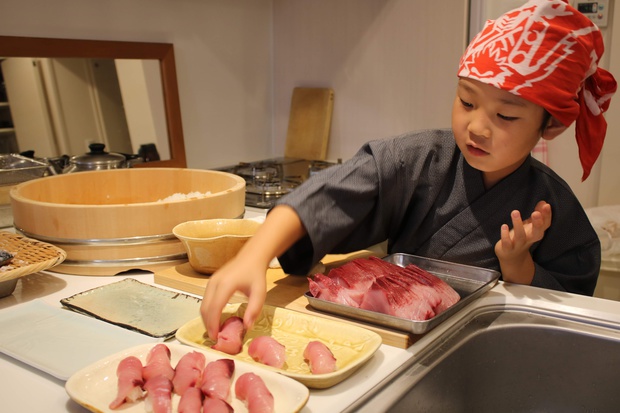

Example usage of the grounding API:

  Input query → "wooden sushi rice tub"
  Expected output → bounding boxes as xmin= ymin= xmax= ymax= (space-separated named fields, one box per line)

xmin=9 ymin=168 xmax=245 ymax=275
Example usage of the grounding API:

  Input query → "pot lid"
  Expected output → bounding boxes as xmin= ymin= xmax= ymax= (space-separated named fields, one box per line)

xmin=70 ymin=143 xmax=126 ymax=166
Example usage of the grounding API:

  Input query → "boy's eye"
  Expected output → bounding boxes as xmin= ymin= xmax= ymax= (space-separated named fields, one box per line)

xmin=459 ymin=98 xmax=473 ymax=108
xmin=497 ymin=113 xmax=518 ymax=121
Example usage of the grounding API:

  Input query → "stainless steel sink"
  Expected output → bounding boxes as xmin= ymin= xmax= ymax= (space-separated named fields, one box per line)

xmin=345 ymin=305 xmax=620 ymax=412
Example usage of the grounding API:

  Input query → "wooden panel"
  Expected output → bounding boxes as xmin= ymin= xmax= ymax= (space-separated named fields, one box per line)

xmin=154 ymin=253 xmax=419 ymax=349
xmin=284 ymin=87 xmax=334 ymax=160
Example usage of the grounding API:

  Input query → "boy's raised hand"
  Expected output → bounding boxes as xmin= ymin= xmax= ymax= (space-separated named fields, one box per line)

xmin=494 ymin=201 xmax=552 ymax=284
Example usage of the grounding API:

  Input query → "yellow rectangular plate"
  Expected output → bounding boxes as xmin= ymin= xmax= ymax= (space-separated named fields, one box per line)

xmin=65 ymin=342 xmax=309 ymax=413
xmin=176 ymin=303 xmax=382 ymax=389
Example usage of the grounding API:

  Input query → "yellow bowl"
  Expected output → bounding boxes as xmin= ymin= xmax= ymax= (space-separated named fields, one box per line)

xmin=173 ymin=219 xmax=260 ymax=274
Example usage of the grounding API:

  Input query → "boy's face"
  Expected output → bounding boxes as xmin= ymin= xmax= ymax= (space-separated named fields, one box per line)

xmin=452 ymin=77 xmax=547 ymax=188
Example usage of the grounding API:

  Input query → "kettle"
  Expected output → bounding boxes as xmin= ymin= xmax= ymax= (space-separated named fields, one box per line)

xmin=62 ymin=143 xmax=128 ymax=174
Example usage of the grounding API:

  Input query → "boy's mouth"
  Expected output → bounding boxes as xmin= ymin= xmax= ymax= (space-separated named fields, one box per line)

xmin=467 ymin=144 xmax=488 ymax=156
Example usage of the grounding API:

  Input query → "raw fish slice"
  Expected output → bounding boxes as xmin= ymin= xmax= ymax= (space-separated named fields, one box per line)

xmin=358 ymin=284 xmax=394 ymax=315
xmin=317 ymin=259 xmax=378 ymax=305
xmin=303 ymin=341 xmax=337 ymax=374
xmin=212 ymin=316 xmax=245 ymax=355
xmin=403 ymin=264 xmax=460 ymax=312
xmin=395 ymin=265 xmax=458 ymax=315
xmin=200 ymin=358 xmax=235 ymax=401
xmin=248 ymin=336 xmax=286 ymax=369
xmin=308 ymin=273 xmax=359 ymax=307
xmin=330 ymin=259 xmax=376 ymax=292
xmin=203 ymin=395 xmax=234 ymax=413
xmin=143 ymin=343 xmax=175 ymax=382
xmin=178 ymin=387 xmax=203 ymax=413
xmin=173 ymin=351 xmax=206 ymax=395
xmin=384 ymin=271 xmax=442 ymax=311
xmin=235 ymin=372 xmax=274 ymax=413
xmin=361 ymin=276 xmax=436 ymax=320
xmin=109 ymin=356 xmax=144 ymax=409
xmin=143 ymin=374 xmax=173 ymax=413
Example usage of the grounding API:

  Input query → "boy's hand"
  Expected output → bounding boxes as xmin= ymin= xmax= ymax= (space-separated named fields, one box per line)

xmin=494 ymin=201 xmax=552 ymax=284
xmin=200 ymin=257 xmax=267 ymax=341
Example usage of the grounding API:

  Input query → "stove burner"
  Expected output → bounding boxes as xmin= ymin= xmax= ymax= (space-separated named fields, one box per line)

xmin=215 ymin=157 xmax=337 ymax=208
xmin=235 ymin=163 xmax=280 ymax=181
xmin=232 ymin=161 xmax=303 ymax=196
xmin=246 ymin=182 xmax=291 ymax=196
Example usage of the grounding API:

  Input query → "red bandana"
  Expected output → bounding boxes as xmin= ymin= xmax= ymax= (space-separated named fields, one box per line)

xmin=458 ymin=0 xmax=617 ymax=181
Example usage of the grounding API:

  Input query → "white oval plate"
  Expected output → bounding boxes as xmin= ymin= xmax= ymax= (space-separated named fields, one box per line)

xmin=65 ymin=342 xmax=309 ymax=413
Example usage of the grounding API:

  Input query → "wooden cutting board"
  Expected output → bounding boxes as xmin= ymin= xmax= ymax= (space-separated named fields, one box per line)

xmin=284 ymin=87 xmax=334 ymax=161
xmin=154 ymin=253 xmax=419 ymax=349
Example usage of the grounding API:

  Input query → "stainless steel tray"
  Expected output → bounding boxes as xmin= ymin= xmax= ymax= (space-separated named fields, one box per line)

xmin=304 ymin=253 xmax=500 ymax=335
xmin=0 ymin=154 xmax=48 ymax=185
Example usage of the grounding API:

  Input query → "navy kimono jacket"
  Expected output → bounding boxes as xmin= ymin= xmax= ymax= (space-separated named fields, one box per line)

xmin=276 ymin=129 xmax=600 ymax=296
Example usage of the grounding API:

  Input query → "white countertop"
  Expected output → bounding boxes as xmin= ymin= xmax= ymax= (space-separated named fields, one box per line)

xmin=3 ymin=268 xmax=620 ymax=413
xmin=0 ymin=269 xmax=413 ymax=413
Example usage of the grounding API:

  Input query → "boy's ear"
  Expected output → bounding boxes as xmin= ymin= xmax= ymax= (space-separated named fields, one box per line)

xmin=541 ymin=116 xmax=568 ymax=141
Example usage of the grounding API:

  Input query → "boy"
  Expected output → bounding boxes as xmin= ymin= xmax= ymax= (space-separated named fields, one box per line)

xmin=201 ymin=0 xmax=617 ymax=339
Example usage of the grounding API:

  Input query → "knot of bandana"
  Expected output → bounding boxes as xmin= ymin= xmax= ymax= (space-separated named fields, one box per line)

xmin=458 ymin=0 xmax=617 ymax=181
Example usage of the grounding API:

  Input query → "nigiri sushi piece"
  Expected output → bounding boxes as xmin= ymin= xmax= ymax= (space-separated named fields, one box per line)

xmin=143 ymin=344 xmax=175 ymax=382
xmin=143 ymin=374 xmax=173 ymax=413
xmin=303 ymin=341 xmax=337 ymax=374
xmin=248 ymin=336 xmax=286 ymax=369
xmin=202 ymin=395 xmax=234 ymax=413
xmin=178 ymin=386 xmax=203 ymax=413
xmin=212 ymin=316 xmax=245 ymax=355
xmin=235 ymin=372 xmax=274 ymax=413
xmin=200 ymin=358 xmax=235 ymax=401
xmin=109 ymin=356 xmax=144 ymax=409
xmin=173 ymin=351 xmax=206 ymax=395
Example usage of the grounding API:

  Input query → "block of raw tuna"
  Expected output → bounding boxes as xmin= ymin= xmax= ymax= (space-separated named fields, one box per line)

xmin=308 ymin=256 xmax=460 ymax=321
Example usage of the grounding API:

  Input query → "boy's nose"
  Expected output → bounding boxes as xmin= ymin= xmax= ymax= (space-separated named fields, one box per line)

xmin=467 ymin=113 xmax=491 ymax=138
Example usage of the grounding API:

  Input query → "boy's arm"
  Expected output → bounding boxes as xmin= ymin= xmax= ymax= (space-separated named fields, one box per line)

xmin=200 ymin=205 xmax=306 ymax=340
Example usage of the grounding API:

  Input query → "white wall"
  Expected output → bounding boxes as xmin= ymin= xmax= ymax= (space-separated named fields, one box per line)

xmin=0 ymin=0 xmax=467 ymax=168
xmin=599 ymin=0 xmax=620 ymax=206
xmin=2 ymin=0 xmax=615 ymax=208
xmin=0 ymin=0 xmax=274 ymax=169
xmin=273 ymin=0 xmax=468 ymax=160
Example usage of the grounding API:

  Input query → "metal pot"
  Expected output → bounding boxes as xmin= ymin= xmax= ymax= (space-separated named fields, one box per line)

xmin=62 ymin=143 xmax=128 ymax=174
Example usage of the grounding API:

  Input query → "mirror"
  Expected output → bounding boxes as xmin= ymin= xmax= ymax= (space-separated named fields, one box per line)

xmin=0 ymin=36 xmax=186 ymax=168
